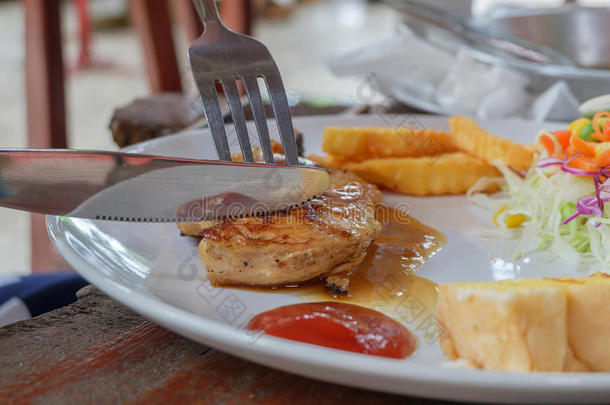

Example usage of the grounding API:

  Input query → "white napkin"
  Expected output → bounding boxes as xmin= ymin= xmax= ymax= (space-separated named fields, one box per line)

xmin=327 ymin=34 xmax=453 ymax=101
xmin=471 ymin=0 xmax=564 ymax=17
xmin=436 ymin=49 xmax=530 ymax=119
xmin=327 ymin=31 xmax=582 ymax=122
xmin=528 ymin=81 xmax=581 ymax=122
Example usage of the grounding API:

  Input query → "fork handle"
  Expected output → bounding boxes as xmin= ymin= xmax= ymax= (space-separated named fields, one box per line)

xmin=192 ymin=0 xmax=222 ymax=23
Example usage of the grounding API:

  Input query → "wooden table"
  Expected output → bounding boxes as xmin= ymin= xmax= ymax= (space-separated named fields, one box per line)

xmin=0 ymin=286 xmax=452 ymax=404
xmin=3 ymin=99 xmax=452 ymax=403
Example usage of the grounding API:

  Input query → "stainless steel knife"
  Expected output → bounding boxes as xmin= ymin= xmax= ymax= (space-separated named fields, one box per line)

xmin=0 ymin=149 xmax=330 ymax=222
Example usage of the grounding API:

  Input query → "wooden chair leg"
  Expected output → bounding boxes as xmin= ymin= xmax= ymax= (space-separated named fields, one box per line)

xmin=23 ymin=0 xmax=70 ymax=272
xmin=220 ymin=0 xmax=252 ymax=35
xmin=172 ymin=0 xmax=203 ymax=42
xmin=72 ymin=0 xmax=93 ymax=70
xmin=129 ymin=0 xmax=183 ymax=93
xmin=24 ymin=0 xmax=67 ymax=149
xmin=172 ymin=0 xmax=252 ymax=39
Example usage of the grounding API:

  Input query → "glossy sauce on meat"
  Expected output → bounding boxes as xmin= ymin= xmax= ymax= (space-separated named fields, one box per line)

xmin=235 ymin=207 xmax=446 ymax=313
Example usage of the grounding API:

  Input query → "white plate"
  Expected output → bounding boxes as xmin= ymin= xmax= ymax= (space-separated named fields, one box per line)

xmin=48 ymin=115 xmax=610 ymax=404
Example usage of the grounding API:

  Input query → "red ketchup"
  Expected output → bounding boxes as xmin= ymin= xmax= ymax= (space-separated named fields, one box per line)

xmin=247 ymin=302 xmax=416 ymax=359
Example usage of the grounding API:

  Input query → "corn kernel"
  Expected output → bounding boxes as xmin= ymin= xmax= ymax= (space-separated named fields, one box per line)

xmin=504 ymin=213 xmax=527 ymax=228
xmin=493 ymin=205 xmax=509 ymax=227
xmin=569 ymin=118 xmax=589 ymax=137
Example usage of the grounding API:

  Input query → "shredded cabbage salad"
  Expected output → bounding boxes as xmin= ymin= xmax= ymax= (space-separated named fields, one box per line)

xmin=469 ymin=109 xmax=610 ymax=267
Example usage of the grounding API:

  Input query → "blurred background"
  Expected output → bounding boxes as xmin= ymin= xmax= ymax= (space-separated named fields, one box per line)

xmin=1 ymin=0 xmax=609 ymax=275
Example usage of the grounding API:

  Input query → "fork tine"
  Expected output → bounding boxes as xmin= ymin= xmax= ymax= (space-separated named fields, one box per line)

xmin=198 ymin=81 xmax=232 ymax=161
xmin=262 ymin=73 xmax=299 ymax=165
xmin=222 ymin=78 xmax=254 ymax=162
xmin=242 ymin=76 xmax=274 ymax=164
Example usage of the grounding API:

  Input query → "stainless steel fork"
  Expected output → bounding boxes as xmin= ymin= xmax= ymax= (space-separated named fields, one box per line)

xmin=189 ymin=0 xmax=299 ymax=165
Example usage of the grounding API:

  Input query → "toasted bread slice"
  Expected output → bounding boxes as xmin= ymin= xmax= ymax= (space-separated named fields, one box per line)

xmin=437 ymin=273 xmax=610 ymax=372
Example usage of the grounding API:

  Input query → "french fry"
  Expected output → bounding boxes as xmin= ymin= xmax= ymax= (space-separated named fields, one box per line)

xmin=449 ymin=116 xmax=533 ymax=171
xmin=322 ymin=127 xmax=457 ymax=162
xmin=344 ymin=153 xmax=501 ymax=196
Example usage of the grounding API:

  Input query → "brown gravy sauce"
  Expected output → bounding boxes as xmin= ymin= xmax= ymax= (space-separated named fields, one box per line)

xmin=233 ymin=207 xmax=446 ymax=314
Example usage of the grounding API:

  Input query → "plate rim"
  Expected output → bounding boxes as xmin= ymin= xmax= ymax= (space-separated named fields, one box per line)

xmin=47 ymin=114 xmax=610 ymax=403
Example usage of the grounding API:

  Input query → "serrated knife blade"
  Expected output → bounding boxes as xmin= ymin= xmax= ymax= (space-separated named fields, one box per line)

xmin=0 ymin=149 xmax=330 ymax=222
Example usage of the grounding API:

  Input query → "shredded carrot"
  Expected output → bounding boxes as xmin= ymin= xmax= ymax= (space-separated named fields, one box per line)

xmin=539 ymin=131 xmax=571 ymax=155
xmin=553 ymin=130 xmax=572 ymax=150
xmin=567 ymin=134 xmax=597 ymax=157
xmin=593 ymin=132 xmax=610 ymax=143
xmin=568 ymin=155 xmax=599 ymax=172
xmin=539 ymin=133 xmax=557 ymax=155
xmin=605 ymin=121 xmax=610 ymax=140
xmin=591 ymin=111 xmax=610 ymax=142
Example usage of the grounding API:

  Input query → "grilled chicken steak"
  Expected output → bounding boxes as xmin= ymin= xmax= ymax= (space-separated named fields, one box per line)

xmin=178 ymin=169 xmax=382 ymax=291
